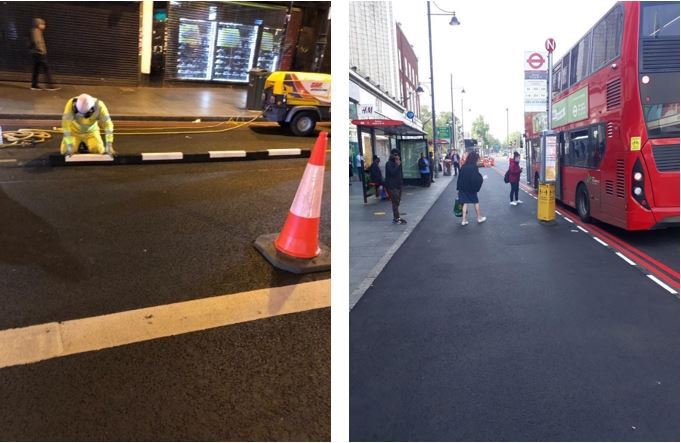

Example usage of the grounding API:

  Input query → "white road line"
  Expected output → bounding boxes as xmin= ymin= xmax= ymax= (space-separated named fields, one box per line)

xmin=268 ymin=149 xmax=301 ymax=156
xmin=563 ymin=217 xmax=573 ymax=223
xmin=593 ymin=237 xmax=608 ymax=247
xmin=646 ymin=275 xmax=679 ymax=295
xmin=0 ymin=279 xmax=330 ymax=369
xmin=577 ymin=226 xmax=588 ymax=233
xmin=0 ymin=159 xmax=17 ymax=163
xmin=142 ymin=152 xmax=183 ymax=161
xmin=209 ymin=150 xmax=247 ymax=158
xmin=65 ymin=154 xmax=114 ymax=162
xmin=616 ymin=252 xmax=636 ymax=265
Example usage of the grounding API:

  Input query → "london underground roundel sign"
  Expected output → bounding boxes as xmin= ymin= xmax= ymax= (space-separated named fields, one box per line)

xmin=526 ymin=52 xmax=545 ymax=69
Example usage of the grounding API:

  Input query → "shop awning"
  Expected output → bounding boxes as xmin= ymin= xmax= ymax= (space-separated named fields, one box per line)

xmin=351 ymin=119 xmax=426 ymax=137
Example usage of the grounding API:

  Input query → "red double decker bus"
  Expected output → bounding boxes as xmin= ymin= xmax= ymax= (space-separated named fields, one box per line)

xmin=528 ymin=1 xmax=679 ymax=230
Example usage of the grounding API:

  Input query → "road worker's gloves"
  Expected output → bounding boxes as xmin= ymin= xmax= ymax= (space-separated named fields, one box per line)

xmin=65 ymin=144 xmax=73 ymax=156
xmin=106 ymin=143 xmax=115 ymax=156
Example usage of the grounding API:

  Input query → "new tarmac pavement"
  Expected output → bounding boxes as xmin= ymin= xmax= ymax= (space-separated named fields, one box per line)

xmin=350 ymin=162 xmax=679 ymax=441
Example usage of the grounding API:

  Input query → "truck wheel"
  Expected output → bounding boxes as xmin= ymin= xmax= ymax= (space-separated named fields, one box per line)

xmin=290 ymin=112 xmax=317 ymax=136
xmin=577 ymin=184 xmax=592 ymax=223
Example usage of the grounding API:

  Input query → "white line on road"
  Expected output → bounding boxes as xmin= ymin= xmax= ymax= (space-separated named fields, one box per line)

xmin=593 ymin=237 xmax=609 ymax=247
xmin=268 ymin=149 xmax=301 ymax=156
xmin=0 ymin=279 xmax=330 ymax=369
xmin=646 ymin=275 xmax=679 ymax=295
xmin=0 ymin=159 xmax=17 ymax=163
xmin=563 ymin=217 xmax=573 ymax=223
xmin=577 ymin=226 xmax=588 ymax=233
xmin=616 ymin=252 xmax=636 ymax=265
xmin=142 ymin=152 xmax=183 ymax=161
xmin=209 ymin=150 xmax=247 ymax=158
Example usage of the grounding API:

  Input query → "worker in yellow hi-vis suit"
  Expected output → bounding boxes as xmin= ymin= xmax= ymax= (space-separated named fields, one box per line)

xmin=60 ymin=93 xmax=115 ymax=156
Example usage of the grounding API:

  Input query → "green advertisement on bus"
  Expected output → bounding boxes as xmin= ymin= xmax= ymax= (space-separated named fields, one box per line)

xmin=552 ymin=86 xmax=589 ymax=127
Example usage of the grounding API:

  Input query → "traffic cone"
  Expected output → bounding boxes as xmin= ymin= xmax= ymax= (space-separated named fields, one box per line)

xmin=254 ymin=132 xmax=330 ymax=274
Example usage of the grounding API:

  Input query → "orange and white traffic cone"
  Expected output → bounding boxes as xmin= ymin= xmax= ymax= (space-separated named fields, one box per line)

xmin=254 ymin=132 xmax=330 ymax=273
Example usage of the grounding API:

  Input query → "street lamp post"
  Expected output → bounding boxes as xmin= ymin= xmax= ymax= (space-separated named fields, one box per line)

xmin=460 ymin=88 xmax=465 ymax=149
xmin=426 ymin=1 xmax=460 ymax=178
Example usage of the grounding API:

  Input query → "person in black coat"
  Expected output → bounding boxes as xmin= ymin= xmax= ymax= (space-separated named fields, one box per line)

xmin=456 ymin=151 xmax=486 ymax=225
xmin=368 ymin=155 xmax=384 ymax=198
xmin=385 ymin=149 xmax=406 ymax=224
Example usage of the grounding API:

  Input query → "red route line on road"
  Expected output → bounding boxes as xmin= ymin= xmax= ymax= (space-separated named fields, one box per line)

xmin=491 ymin=164 xmax=680 ymax=289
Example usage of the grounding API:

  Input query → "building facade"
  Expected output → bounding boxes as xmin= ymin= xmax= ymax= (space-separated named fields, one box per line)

xmin=348 ymin=1 xmax=400 ymax=101
xmin=395 ymin=23 xmax=420 ymax=119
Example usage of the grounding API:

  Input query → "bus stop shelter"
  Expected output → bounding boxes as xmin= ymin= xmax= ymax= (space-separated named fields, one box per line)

xmin=351 ymin=118 xmax=427 ymax=203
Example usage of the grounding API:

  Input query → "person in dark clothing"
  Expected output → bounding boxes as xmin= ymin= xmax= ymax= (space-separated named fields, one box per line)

xmin=508 ymin=151 xmax=524 ymax=205
xmin=417 ymin=152 xmax=430 ymax=187
xmin=456 ymin=151 xmax=486 ymax=225
xmin=30 ymin=18 xmax=59 ymax=91
xmin=368 ymin=155 xmax=384 ymax=198
xmin=385 ymin=149 xmax=406 ymax=224
xmin=452 ymin=151 xmax=461 ymax=176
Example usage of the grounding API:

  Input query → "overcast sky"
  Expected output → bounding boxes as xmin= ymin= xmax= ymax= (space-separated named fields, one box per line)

xmin=392 ymin=0 xmax=617 ymax=142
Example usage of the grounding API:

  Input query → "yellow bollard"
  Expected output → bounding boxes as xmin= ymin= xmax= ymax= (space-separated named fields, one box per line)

xmin=537 ymin=183 xmax=556 ymax=222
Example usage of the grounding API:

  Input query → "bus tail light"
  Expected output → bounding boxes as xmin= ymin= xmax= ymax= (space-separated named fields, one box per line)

xmin=632 ymin=159 xmax=650 ymax=209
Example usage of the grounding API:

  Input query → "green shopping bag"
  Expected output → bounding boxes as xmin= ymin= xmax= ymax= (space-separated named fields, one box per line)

xmin=453 ymin=199 xmax=463 ymax=217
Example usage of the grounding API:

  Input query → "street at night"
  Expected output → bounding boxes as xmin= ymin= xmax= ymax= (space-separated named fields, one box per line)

xmin=0 ymin=124 xmax=331 ymax=440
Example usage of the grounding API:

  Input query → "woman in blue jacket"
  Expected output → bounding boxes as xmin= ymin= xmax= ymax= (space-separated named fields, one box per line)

xmin=456 ymin=151 xmax=486 ymax=226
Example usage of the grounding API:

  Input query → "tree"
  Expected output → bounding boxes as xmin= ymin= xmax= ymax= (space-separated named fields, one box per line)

xmin=420 ymin=107 xmax=457 ymax=142
xmin=504 ymin=131 xmax=523 ymax=149
xmin=471 ymin=115 xmax=491 ymax=148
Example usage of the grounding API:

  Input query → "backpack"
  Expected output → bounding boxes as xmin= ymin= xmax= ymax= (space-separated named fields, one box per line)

xmin=504 ymin=169 xmax=510 ymax=183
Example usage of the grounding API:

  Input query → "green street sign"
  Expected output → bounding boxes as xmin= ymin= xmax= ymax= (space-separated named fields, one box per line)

xmin=436 ymin=126 xmax=451 ymax=140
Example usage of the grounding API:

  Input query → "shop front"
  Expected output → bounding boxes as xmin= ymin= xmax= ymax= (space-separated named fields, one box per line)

xmin=163 ymin=1 xmax=300 ymax=84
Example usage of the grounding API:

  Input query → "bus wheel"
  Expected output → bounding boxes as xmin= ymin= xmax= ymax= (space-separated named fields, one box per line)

xmin=577 ymin=184 xmax=592 ymax=223
xmin=290 ymin=112 xmax=317 ymax=136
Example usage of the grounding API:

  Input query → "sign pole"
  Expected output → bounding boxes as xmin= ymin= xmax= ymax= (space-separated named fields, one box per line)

xmin=539 ymin=38 xmax=557 ymax=224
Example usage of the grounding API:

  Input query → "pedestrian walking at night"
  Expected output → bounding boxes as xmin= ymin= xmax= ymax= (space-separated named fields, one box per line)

xmin=507 ymin=151 xmax=523 ymax=205
xmin=456 ymin=151 xmax=486 ymax=225
xmin=368 ymin=155 xmax=384 ymax=198
xmin=452 ymin=150 xmax=460 ymax=176
xmin=29 ymin=18 xmax=59 ymax=91
xmin=418 ymin=152 xmax=430 ymax=187
xmin=385 ymin=149 xmax=406 ymax=224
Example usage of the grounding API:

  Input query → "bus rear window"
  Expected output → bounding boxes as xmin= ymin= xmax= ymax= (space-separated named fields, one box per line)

xmin=641 ymin=3 xmax=680 ymax=38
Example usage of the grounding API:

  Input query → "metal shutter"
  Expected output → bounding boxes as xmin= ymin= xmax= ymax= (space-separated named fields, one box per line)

xmin=0 ymin=1 xmax=140 ymax=85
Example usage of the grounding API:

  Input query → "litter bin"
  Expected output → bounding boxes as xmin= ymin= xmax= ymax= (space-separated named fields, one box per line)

xmin=247 ymin=68 xmax=270 ymax=111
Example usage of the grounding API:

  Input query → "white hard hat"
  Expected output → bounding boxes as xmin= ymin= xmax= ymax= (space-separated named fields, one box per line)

xmin=75 ymin=94 xmax=96 ymax=114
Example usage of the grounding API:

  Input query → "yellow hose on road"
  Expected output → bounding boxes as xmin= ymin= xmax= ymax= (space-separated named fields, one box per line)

xmin=0 ymin=114 xmax=262 ymax=148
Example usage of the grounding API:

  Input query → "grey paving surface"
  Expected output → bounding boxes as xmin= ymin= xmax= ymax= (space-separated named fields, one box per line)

xmin=350 ymin=162 xmax=679 ymax=441
xmin=349 ymin=172 xmax=456 ymax=309
xmin=0 ymin=81 xmax=260 ymax=119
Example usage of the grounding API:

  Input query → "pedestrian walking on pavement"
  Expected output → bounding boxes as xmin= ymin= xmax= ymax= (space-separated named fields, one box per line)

xmin=29 ymin=18 xmax=59 ymax=91
xmin=452 ymin=151 xmax=461 ymax=176
xmin=429 ymin=152 xmax=436 ymax=183
xmin=508 ymin=151 xmax=524 ymax=206
xmin=368 ymin=155 xmax=384 ymax=199
xmin=456 ymin=151 xmax=486 ymax=225
xmin=356 ymin=152 xmax=364 ymax=182
xmin=385 ymin=149 xmax=406 ymax=224
xmin=418 ymin=152 xmax=430 ymax=187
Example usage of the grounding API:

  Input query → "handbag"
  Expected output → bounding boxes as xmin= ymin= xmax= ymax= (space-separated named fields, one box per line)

xmin=504 ymin=169 xmax=510 ymax=183
xmin=453 ymin=198 xmax=463 ymax=217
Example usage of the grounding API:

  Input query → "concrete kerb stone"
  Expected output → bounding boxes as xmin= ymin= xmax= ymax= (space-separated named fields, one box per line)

xmin=48 ymin=149 xmax=311 ymax=166
xmin=349 ymin=176 xmax=454 ymax=311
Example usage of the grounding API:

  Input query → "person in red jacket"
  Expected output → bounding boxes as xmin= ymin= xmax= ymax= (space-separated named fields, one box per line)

xmin=508 ymin=151 xmax=523 ymax=206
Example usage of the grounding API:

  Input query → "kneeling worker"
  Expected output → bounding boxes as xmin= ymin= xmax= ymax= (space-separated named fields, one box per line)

xmin=60 ymin=93 xmax=115 ymax=156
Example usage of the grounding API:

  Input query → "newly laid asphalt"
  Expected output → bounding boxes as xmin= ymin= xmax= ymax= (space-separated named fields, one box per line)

xmin=0 ymin=151 xmax=331 ymax=439
xmin=350 ymin=161 xmax=679 ymax=441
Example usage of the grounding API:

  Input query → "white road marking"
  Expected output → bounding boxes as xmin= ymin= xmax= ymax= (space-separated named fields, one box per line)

xmin=563 ymin=217 xmax=573 ymax=223
xmin=268 ymin=149 xmax=301 ymax=156
xmin=593 ymin=237 xmax=608 ymax=247
xmin=616 ymin=252 xmax=636 ymax=265
xmin=65 ymin=154 xmax=114 ymax=162
xmin=555 ymin=211 xmax=562 ymax=216
xmin=577 ymin=226 xmax=588 ymax=233
xmin=0 ymin=159 xmax=17 ymax=163
xmin=646 ymin=275 xmax=678 ymax=295
xmin=142 ymin=152 xmax=183 ymax=161
xmin=209 ymin=150 xmax=246 ymax=158
xmin=0 ymin=280 xmax=330 ymax=369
